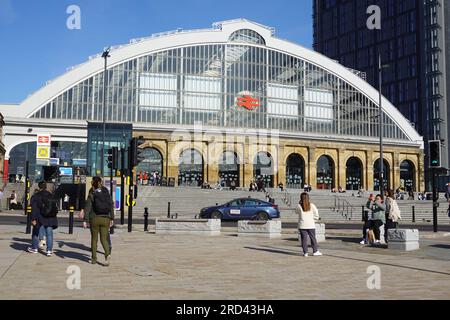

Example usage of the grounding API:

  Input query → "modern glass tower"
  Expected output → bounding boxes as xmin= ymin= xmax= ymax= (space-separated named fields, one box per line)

xmin=313 ymin=0 xmax=450 ymax=188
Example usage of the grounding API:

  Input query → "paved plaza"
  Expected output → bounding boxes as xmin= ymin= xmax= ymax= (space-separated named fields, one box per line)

xmin=0 ymin=223 xmax=449 ymax=300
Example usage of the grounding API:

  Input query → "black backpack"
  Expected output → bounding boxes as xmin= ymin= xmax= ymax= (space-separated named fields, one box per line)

xmin=40 ymin=193 xmax=59 ymax=218
xmin=92 ymin=188 xmax=112 ymax=216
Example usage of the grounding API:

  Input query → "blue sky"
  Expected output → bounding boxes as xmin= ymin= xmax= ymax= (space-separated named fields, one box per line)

xmin=0 ymin=0 xmax=313 ymax=103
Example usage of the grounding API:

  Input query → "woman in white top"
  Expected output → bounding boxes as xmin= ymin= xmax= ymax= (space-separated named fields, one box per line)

xmin=296 ymin=192 xmax=322 ymax=257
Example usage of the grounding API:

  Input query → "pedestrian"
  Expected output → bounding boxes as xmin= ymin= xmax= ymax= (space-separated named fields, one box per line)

xmin=9 ymin=190 xmax=18 ymax=210
xmin=445 ymin=182 xmax=450 ymax=202
xmin=384 ymin=189 xmax=401 ymax=243
xmin=63 ymin=194 xmax=70 ymax=211
xmin=296 ymin=192 xmax=322 ymax=257
xmin=83 ymin=177 xmax=114 ymax=265
xmin=359 ymin=194 xmax=373 ymax=244
xmin=230 ymin=180 xmax=236 ymax=191
xmin=27 ymin=181 xmax=59 ymax=256
xmin=365 ymin=194 xmax=386 ymax=245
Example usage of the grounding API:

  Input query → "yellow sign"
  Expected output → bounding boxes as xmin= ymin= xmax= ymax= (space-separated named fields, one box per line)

xmin=36 ymin=146 xmax=50 ymax=159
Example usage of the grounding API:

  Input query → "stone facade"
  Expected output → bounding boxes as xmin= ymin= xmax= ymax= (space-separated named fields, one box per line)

xmin=134 ymin=130 xmax=424 ymax=192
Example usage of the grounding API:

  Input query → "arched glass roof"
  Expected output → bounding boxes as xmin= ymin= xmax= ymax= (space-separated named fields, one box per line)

xmin=229 ymin=29 xmax=266 ymax=45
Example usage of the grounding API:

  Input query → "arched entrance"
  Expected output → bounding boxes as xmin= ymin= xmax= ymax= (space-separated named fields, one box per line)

xmin=373 ymin=159 xmax=390 ymax=191
xmin=346 ymin=157 xmax=363 ymax=191
xmin=218 ymin=151 xmax=240 ymax=187
xmin=286 ymin=153 xmax=305 ymax=189
xmin=136 ymin=148 xmax=163 ymax=185
xmin=178 ymin=149 xmax=204 ymax=187
xmin=400 ymin=160 xmax=416 ymax=192
xmin=317 ymin=155 xmax=334 ymax=190
xmin=253 ymin=152 xmax=274 ymax=188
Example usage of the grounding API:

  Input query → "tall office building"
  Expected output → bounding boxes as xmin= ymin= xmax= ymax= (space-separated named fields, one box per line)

xmin=313 ymin=0 xmax=450 ymax=188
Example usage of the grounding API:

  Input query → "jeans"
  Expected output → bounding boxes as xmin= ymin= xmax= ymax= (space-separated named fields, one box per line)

xmin=38 ymin=225 xmax=45 ymax=240
xmin=299 ymin=229 xmax=319 ymax=254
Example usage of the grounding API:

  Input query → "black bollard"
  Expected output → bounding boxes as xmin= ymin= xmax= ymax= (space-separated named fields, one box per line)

xmin=361 ymin=206 xmax=365 ymax=222
xmin=25 ymin=205 xmax=32 ymax=234
xmin=69 ymin=206 xmax=74 ymax=234
xmin=167 ymin=202 xmax=171 ymax=218
xmin=144 ymin=207 xmax=149 ymax=232
xmin=412 ymin=205 xmax=415 ymax=223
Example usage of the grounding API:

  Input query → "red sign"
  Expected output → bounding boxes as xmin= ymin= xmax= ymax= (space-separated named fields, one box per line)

xmin=37 ymin=135 xmax=51 ymax=146
xmin=237 ymin=95 xmax=260 ymax=111
xmin=38 ymin=136 xmax=50 ymax=144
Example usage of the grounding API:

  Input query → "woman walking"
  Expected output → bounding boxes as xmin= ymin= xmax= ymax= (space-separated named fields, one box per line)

xmin=83 ymin=177 xmax=114 ymax=265
xmin=296 ymin=192 xmax=322 ymax=257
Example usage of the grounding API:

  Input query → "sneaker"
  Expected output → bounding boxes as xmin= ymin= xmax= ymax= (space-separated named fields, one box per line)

xmin=359 ymin=239 xmax=367 ymax=245
xmin=89 ymin=259 xmax=97 ymax=264
xmin=313 ymin=251 xmax=323 ymax=256
xmin=303 ymin=253 xmax=308 ymax=257
xmin=105 ymin=255 xmax=111 ymax=266
xmin=374 ymin=240 xmax=381 ymax=245
xmin=46 ymin=251 xmax=53 ymax=257
xmin=27 ymin=247 xmax=38 ymax=254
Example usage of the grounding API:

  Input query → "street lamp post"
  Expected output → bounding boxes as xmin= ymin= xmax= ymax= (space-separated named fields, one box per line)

xmin=101 ymin=48 xmax=111 ymax=178
xmin=378 ymin=53 xmax=389 ymax=197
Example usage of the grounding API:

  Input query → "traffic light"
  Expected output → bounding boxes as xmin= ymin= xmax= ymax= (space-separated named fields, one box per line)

xmin=429 ymin=140 xmax=441 ymax=168
xmin=107 ymin=149 xmax=113 ymax=169
xmin=129 ymin=136 xmax=145 ymax=167
xmin=112 ymin=147 xmax=119 ymax=170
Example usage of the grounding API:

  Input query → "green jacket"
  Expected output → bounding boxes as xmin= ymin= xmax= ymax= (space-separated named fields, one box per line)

xmin=83 ymin=187 xmax=114 ymax=221
xmin=366 ymin=200 xmax=386 ymax=223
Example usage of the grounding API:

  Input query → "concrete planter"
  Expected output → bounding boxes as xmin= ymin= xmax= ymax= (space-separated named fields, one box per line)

xmin=155 ymin=218 xmax=221 ymax=236
xmin=387 ymin=229 xmax=420 ymax=251
xmin=237 ymin=220 xmax=282 ymax=239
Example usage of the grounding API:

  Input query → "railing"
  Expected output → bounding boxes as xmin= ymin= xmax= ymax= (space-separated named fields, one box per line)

xmin=333 ymin=196 xmax=354 ymax=220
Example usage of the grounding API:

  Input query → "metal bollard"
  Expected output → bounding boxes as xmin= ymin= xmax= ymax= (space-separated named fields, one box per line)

xmin=361 ymin=206 xmax=365 ymax=222
xmin=412 ymin=205 xmax=415 ymax=223
xmin=25 ymin=205 xmax=32 ymax=234
xmin=69 ymin=206 xmax=74 ymax=234
xmin=144 ymin=207 xmax=149 ymax=232
xmin=167 ymin=202 xmax=171 ymax=218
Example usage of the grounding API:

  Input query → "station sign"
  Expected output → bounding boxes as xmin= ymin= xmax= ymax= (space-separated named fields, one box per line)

xmin=37 ymin=134 xmax=51 ymax=146
xmin=36 ymin=146 xmax=50 ymax=159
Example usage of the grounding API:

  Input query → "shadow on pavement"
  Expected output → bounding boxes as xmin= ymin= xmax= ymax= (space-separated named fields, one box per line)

xmin=244 ymin=246 xmax=300 ymax=257
xmin=53 ymin=250 xmax=90 ymax=262
xmin=56 ymin=241 xmax=91 ymax=252
xmin=430 ymin=244 xmax=450 ymax=249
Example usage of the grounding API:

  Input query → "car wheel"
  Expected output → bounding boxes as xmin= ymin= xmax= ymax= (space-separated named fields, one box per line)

xmin=210 ymin=211 xmax=222 ymax=219
xmin=256 ymin=212 xmax=269 ymax=221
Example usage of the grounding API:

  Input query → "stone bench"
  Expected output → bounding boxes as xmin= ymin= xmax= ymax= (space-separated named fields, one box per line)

xmin=238 ymin=220 xmax=281 ymax=239
xmin=155 ymin=218 xmax=221 ymax=236
xmin=297 ymin=223 xmax=326 ymax=243
xmin=387 ymin=229 xmax=419 ymax=251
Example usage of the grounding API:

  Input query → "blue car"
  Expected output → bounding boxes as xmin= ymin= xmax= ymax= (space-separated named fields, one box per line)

xmin=199 ymin=198 xmax=280 ymax=221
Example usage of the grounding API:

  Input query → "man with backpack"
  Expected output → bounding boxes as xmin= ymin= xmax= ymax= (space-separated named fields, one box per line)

xmin=83 ymin=177 xmax=114 ymax=266
xmin=27 ymin=181 xmax=59 ymax=256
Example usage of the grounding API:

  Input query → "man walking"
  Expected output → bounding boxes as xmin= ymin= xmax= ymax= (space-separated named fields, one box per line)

xmin=27 ymin=181 xmax=59 ymax=256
